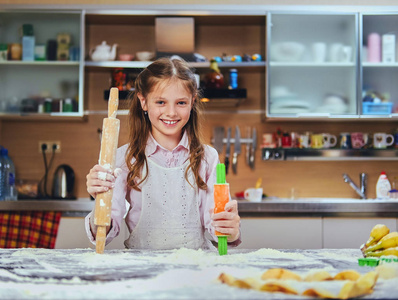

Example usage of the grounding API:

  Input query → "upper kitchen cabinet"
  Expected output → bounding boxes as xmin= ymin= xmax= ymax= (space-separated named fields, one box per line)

xmin=361 ymin=13 xmax=398 ymax=119
xmin=267 ymin=13 xmax=358 ymax=120
xmin=0 ymin=10 xmax=84 ymax=120
xmin=83 ymin=11 xmax=266 ymax=112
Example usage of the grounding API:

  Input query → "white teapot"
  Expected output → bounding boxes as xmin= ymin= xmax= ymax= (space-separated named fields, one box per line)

xmin=90 ymin=41 xmax=117 ymax=61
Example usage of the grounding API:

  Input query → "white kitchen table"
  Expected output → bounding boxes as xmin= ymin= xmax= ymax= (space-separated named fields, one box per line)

xmin=0 ymin=247 xmax=397 ymax=299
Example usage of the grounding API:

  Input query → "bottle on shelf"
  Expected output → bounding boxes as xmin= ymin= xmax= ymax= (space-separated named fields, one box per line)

xmin=204 ymin=59 xmax=224 ymax=89
xmin=1 ymin=147 xmax=18 ymax=201
xmin=376 ymin=171 xmax=391 ymax=200
xmin=228 ymin=68 xmax=238 ymax=89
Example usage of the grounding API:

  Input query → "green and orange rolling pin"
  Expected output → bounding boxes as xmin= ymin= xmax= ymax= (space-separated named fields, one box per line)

xmin=214 ymin=163 xmax=230 ymax=256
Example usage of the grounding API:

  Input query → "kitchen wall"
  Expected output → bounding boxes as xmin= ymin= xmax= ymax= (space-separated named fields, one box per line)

xmin=1 ymin=0 xmax=398 ymax=200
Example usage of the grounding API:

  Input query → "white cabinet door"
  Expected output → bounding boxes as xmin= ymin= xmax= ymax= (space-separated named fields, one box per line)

xmin=55 ymin=217 xmax=129 ymax=249
xmin=323 ymin=217 xmax=397 ymax=249
xmin=238 ymin=217 xmax=322 ymax=249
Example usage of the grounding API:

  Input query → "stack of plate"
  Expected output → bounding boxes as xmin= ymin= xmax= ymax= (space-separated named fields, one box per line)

xmin=270 ymin=86 xmax=311 ymax=113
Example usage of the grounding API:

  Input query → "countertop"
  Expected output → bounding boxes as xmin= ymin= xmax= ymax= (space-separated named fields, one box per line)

xmin=1 ymin=198 xmax=398 ymax=217
xmin=0 ymin=248 xmax=397 ymax=299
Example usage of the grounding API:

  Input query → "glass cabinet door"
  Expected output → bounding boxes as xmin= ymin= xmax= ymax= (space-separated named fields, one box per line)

xmin=0 ymin=11 xmax=83 ymax=118
xmin=267 ymin=13 xmax=358 ymax=119
xmin=361 ymin=13 xmax=398 ymax=119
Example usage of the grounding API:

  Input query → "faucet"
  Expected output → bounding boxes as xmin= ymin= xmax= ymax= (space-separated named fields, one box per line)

xmin=343 ymin=173 xmax=367 ymax=199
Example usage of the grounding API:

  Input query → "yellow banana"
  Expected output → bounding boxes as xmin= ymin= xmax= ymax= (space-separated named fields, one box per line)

xmin=366 ymin=247 xmax=398 ymax=257
xmin=361 ymin=224 xmax=390 ymax=253
xmin=366 ymin=224 xmax=390 ymax=247
xmin=365 ymin=232 xmax=398 ymax=253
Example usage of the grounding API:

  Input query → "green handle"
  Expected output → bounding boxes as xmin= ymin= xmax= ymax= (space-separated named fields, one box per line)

xmin=218 ymin=236 xmax=228 ymax=256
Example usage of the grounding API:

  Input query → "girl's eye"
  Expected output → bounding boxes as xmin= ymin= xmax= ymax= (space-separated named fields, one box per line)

xmin=178 ymin=101 xmax=188 ymax=106
xmin=155 ymin=100 xmax=165 ymax=105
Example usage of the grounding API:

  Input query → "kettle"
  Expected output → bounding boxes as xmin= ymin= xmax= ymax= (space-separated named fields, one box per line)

xmin=52 ymin=164 xmax=76 ymax=200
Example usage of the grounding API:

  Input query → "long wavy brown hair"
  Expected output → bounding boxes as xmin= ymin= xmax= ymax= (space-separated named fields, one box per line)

xmin=126 ymin=57 xmax=206 ymax=191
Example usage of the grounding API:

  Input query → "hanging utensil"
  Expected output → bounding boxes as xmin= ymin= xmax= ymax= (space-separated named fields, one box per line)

xmin=246 ymin=127 xmax=251 ymax=166
xmin=250 ymin=128 xmax=257 ymax=169
xmin=232 ymin=126 xmax=241 ymax=174
xmin=225 ymin=127 xmax=231 ymax=174
xmin=213 ymin=127 xmax=225 ymax=154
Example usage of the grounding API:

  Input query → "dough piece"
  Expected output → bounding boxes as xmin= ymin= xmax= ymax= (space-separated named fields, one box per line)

xmin=305 ymin=270 xmax=333 ymax=282
xmin=302 ymin=287 xmax=337 ymax=298
xmin=261 ymin=268 xmax=301 ymax=281
xmin=338 ymin=271 xmax=378 ymax=300
xmin=376 ymin=264 xmax=398 ymax=279
xmin=334 ymin=270 xmax=361 ymax=281
xmin=218 ymin=273 xmax=260 ymax=290
xmin=260 ymin=281 xmax=299 ymax=295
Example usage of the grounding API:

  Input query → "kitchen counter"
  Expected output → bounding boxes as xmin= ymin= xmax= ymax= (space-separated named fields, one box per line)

xmin=1 ymin=198 xmax=398 ymax=217
xmin=238 ymin=198 xmax=398 ymax=218
xmin=0 ymin=247 xmax=397 ymax=299
xmin=0 ymin=198 xmax=94 ymax=217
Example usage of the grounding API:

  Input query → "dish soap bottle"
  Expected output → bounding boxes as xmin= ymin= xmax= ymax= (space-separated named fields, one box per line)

xmin=376 ymin=171 xmax=391 ymax=199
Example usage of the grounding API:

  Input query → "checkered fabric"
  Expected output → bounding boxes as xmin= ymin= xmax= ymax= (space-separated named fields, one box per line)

xmin=0 ymin=211 xmax=61 ymax=248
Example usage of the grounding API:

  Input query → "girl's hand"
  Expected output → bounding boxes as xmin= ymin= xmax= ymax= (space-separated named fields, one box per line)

xmin=210 ymin=200 xmax=241 ymax=242
xmin=86 ymin=164 xmax=121 ymax=199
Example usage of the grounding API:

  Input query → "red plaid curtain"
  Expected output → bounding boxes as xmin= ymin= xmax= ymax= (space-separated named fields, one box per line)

xmin=0 ymin=211 xmax=61 ymax=248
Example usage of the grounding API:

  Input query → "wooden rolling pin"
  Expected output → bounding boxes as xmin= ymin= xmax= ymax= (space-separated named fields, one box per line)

xmin=94 ymin=87 xmax=120 ymax=254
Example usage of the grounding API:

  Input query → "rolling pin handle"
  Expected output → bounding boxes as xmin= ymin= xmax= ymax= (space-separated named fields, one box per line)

xmin=95 ymin=225 xmax=107 ymax=254
xmin=108 ymin=87 xmax=119 ymax=118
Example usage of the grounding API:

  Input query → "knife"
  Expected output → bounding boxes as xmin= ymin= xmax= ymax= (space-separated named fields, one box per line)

xmin=224 ymin=127 xmax=231 ymax=174
xmin=232 ymin=126 xmax=241 ymax=174
xmin=213 ymin=127 xmax=225 ymax=155
xmin=246 ymin=127 xmax=251 ymax=166
xmin=249 ymin=128 xmax=257 ymax=169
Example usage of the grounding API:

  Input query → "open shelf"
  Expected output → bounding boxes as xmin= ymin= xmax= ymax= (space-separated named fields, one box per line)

xmin=262 ymin=148 xmax=398 ymax=161
xmin=103 ymin=88 xmax=247 ymax=108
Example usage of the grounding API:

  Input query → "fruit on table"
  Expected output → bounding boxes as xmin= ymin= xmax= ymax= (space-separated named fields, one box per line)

xmin=366 ymin=246 xmax=398 ymax=257
xmin=360 ymin=224 xmax=390 ymax=253
xmin=364 ymin=232 xmax=398 ymax=254
xmin=360 ymin=224 xmax=398 ymax=258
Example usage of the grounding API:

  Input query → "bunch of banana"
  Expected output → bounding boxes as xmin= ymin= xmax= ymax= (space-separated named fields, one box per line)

xmin=360 ymin=224 xmax=390 ymax=253
xmin=361 ymin=224 xmax=398 ymax=257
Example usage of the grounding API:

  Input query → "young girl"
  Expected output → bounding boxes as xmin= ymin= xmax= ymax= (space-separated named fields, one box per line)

xmin=85 ymin=57 xmax=241 ymax=250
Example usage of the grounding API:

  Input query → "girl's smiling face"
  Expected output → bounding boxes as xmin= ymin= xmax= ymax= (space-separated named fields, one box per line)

xmin=139 ymin=79 xmax=194 ymax=151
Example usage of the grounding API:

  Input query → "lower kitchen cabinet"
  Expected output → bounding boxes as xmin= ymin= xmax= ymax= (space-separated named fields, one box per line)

xmin=55 ymin=217 xmax=129 ymax=250
xmin=322 ymin=217 xmax=397 ymax=249
xmin=237 ymin=217 xmax=323 ymax=249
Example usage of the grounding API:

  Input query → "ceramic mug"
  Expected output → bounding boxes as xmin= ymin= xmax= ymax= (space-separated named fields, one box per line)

xmin=351 ymin=132 xmax=366 ymax=149
xmin=373 ymin=132 xmax=394 ymax=148
xmin=244 ymin=188 xmax=263 ymax=202
xmin=341 ymin=46 xmax=353 ymax=62
xmin=299 ymin=134 xmax=310 ymax=148
xmin=290 ymin=132 xmax=299 ymax=148
xmin=262 ymin=133 xmax=275 ymax=148
xmin=322 ymin=133 xmax=337 ymax=148
xmin=311 ymin=134 xmax=324 ymax=149
xmin=329 ymin=43 xmax=343 ymax=62
xmin=340 ymin=132 xmax=351 ymax=149
xmin=312 ymin=42 xmax=327 ymax=63
xmin=281 ymin=134 xmax=292 ymax=148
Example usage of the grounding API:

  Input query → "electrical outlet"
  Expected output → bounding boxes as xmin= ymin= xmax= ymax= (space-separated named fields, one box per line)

xmin=38 ymin=141 xmax=61 ymax=153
